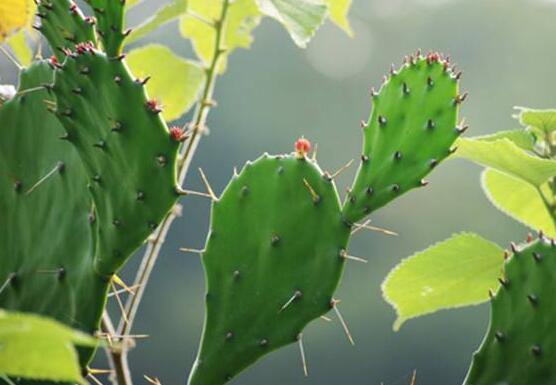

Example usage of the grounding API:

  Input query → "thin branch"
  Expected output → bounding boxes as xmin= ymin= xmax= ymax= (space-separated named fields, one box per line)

xmin=0 ymin=46 xmax=22 ymax=69
xmin=101 ymin=313 xmax=132 ymax=385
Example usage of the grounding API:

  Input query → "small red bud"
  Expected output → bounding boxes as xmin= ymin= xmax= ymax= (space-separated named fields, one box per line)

xmin=169 ymin=126 xmax=183 ymax=141
xmin=48 ymin=55 xmax=58 ymax=67
xmin=426 ymin=52 xmax=440 ymax=63
xmin=294 ymin=137 xmax=311 ymax=158
xmin=145 ymin=99 xmax=161 ymax=113
xmin=74 ymin=41 xmax=94 ymax=55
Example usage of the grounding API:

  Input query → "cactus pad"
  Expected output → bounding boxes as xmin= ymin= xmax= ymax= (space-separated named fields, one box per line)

xmin=52 ymin=47 xmax=179 ymax=275
xmin=188 ymin=153 xmax=351 ymax=385
xmin=343 ymin=52 xmax=463 ymax=223
xmin=0 ymin=62 xmax=105 ymax=337
xmin=464 ymin=236 xmax=556 ymax=385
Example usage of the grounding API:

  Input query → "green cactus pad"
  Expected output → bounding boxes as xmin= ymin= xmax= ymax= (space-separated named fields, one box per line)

xmin=37 ymin=0 xmax=97 ymax=61
xmin=464 ymin=236 xmax=556 ymax=385
xmin=343 ymin=52 xmax=463 ymax=223
xmin=188 ymin=153 xmax=351 ymax=385
xmin=52 ymin=48 xmax=179 ymax=275
xmin=84 ymin=0 xmax=127 ymax=57
xmin=0 ymin=62 xmax=105 ymax=337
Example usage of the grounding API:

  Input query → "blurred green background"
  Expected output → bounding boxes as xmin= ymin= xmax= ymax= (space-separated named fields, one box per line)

xmin=3 ymin=0 xmax=556 ymax=383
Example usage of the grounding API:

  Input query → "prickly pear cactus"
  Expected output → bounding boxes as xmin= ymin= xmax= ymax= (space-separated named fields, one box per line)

xmin=343 ymin=52 xmax=465 ymax=223
xmin=52 ymin=46 xmax=179 ymax=275
xmin=1 ymin=0 xmax=179 ymax=369
xmin=188 ymin=149 xmax=351 ymax=385
xmin=464 ymin=236 xmax=556 ymax=385
xmin=36 ymin=0 xmax=97 ymax=61
xmin=0 ymin=62 xmax=105 ymax=336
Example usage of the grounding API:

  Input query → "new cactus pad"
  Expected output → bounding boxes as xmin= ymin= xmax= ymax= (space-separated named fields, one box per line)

xmin=343 ymin=52 xmax=465 ymax=223
xmin=464 ymin=236 xmax=556 ymax=385
xmin=188 ymin=152 xmax=351 ymax=385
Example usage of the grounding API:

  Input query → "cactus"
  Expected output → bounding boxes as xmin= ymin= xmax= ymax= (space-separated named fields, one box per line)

xmin=187 ymin=52 xmax=468 ymax=384
xmin=463 ymin=235 xmax=556 ymax=385
xmin=188 ymin=146 xmax=351 ymax=385
xmin=36 ymin=0 xmax=97 ymax=61
xmin=343 ymin=52 xmax=465 ymax=223
xmin=1 ymin=0 xmax=179 ymax=370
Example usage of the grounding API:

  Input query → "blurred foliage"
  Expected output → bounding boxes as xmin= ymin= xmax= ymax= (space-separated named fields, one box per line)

xmin=0 ymin=311 xmax=96 ymax=383
xmin=127 ymin=44 xmax=205 ymax=121
xmin=0 ymin=0 xmax=34 ymax=42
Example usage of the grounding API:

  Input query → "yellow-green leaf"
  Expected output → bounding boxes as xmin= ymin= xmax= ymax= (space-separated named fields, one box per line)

xmin=179 ymin=0 xmax=261 ymax=70
xmin=516 ymin=107 xmax=556 ymax=135
xmin=382 ymin=233 xmax=504 ymax=331
xmin=482 ymin=168 xmax=556 ymax=237
xmin=0 ymin=0 xmax=34 ymax=42
xmin=127 ymin=44 xmax=205 ymax=122
xmin=6 ymin=30 xmax=32 ymax=66
xmin=325 ymin=0 xmax=352 ymax=35
xmin=255 ymin=0 xmax=327 ymax=47
xmin=127 ymin=0 xmax=188 ymax=44
xmin=127 ymin=0 xmax=143 ymax=8
xmin=456 ymin=137 xmax=556 ymax=186
xmin=0 ymin=310 xmax=97 ymax=383
xmin=471 ymin=129 xmax=535 ymax=152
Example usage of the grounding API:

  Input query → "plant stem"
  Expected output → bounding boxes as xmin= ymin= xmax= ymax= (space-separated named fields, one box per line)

xmin=106 ymin=2 xmax=232 ymax=385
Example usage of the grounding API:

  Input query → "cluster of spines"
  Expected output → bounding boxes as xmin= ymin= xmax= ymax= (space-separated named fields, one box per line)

xmin=34 ymin=0 xmax=97 ymax=60
xmin=84 ymin=0 xmax=129 ymax=57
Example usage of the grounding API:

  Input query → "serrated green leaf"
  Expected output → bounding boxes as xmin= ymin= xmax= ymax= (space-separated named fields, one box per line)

xmin=179 ymin=0 xmax=261 ymax=70
xmin=0 ymin=310 xmax=97 ymax=383
xmin=255 ymin=0 xmax=327 ymax=48
xmin=325 ymin=0 xmax=352 ymax=35
xmin=6 ymin=30 xmax=31 ymax=66
xmin=516 ymin=107 xmax=556 ymax=135
xmin=127 ymin=44 xmax=205 ymax=122
xmin=482 ymin=168 xmax=556 ymax=237
xmin=127 ymin=0 xmax=188 ymax=44
xmin=471 ymin=129 xmax=535 ymax=152
xmin=456 ymin=138 xmax=556 ymax=186
xmin=382 ymin=233 xmax=504 ymax=331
